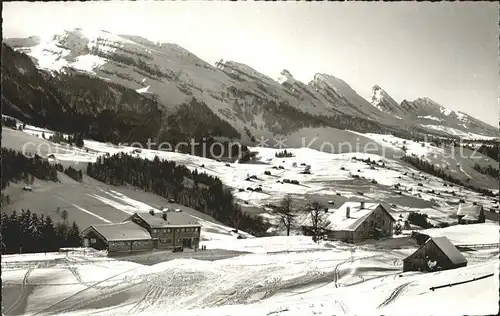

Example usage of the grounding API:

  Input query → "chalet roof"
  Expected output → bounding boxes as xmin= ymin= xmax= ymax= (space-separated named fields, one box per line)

xmin=321 ymin=202 xmax=395 ymax=231
xmin=131 ymin=211 xmax=201 ymax=228
xmin=461 ymin=214 xmax=477 ymax=221
xmin=430 ymin=237 xmax=467 ymax=265
xmin=88 ymin=221 xmax=152 ymax=242
xmin=457 ymin=204 xmax=482 ymax=220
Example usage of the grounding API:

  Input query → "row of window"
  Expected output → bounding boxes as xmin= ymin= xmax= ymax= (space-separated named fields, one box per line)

xmin=159 ymin=239 xmax=173 ymax=244
xmin=152 ymin=227 xmax=200 ymax=234
xmin=363 ymin=220 xmax=386 ymax=228
xmin=357 ymin=230 xmax=387 ymax=237
xmin=132 ymin=241 xmax=149 ymax=246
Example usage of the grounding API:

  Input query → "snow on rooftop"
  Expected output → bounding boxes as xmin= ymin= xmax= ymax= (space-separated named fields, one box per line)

xmin=322 ymin=202 xmax=381 ymax=231
xmin=90 ymin=221 xmax=152 ymax=241
xmin=428 ymin=236 xmax=467 ymax=265
xmin=457 ymin=203 xmax=482 ymax=219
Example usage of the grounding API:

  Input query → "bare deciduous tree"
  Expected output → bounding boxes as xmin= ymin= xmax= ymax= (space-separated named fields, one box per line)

xmin=274 ymin=194 xmax=296 ymax=236
xmin=307 ymin=201 xmax=330 ymax=243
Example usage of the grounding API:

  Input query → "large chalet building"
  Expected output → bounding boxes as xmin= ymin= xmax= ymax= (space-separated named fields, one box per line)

xmin=302 ymin=201 xmax=396 ymax=243
xmin=82 ymin=209 xmax=201 ymax=255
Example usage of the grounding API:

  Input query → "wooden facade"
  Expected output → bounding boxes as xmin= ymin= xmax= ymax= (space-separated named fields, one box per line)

xmin=325 ymin=204 xmax=395 ymax=243
xmin=126 ymin=213 xmax=201 ymax=250
xmin=403 ymin=237 xmax=467 ymax=272
xmin=81 ymin=226 xmax=153 ymax=255
xmin=82 ymin=212 xmax=202 ymax=255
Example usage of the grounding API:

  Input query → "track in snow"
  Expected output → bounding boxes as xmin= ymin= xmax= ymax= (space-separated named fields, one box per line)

xmin=4 ymin=267 xmax=34 ymax=315
xmin=377 ymin=281 xmax=413 ymax=308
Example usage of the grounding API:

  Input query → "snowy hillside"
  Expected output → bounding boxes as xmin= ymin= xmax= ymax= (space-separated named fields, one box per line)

xmin=4 ymin=123 xmax=498 ymax=235
xmin=2 ymin=237 xmax=498 ymax=316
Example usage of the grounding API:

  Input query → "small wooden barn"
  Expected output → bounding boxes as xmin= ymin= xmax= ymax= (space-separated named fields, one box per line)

xmin=403 ymin=236 xmax=467 ymax=272
xmin=457 ymin=203 xmax=485 ymax=224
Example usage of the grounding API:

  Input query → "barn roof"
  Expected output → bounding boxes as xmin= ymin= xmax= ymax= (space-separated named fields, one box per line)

xmin=457 ymin=204 xmax=482 ymax=220
xmin=88 ymin=221 xmax=152 ymax=242
xmin=317 ymin=202 xmax=395 ymax=231
xmin=130 ymin=211 xmax=201 ymax=228
xmin=430 ymin=237 xmax=467 ymax=265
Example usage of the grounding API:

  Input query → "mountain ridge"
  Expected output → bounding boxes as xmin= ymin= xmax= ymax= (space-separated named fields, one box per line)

xmin=3 ymin=28 xmax=498 ymax=140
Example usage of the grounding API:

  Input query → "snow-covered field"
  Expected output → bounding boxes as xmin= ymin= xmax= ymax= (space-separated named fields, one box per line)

xmin=420 ymin=222 xmax=499 ymax=245
xmin=2 ymin=123 xmax=499 ymax=316
xmin=3 ymin=124 xmax=499 ymax=231
xmin=2 ymin=236 xmax=498 ymax=316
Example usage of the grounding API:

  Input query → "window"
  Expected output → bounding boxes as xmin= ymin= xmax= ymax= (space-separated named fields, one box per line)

xmin=153 ymin=229 xmax=158 ymax=233
xmin=167 ymin=228 xmax=171 ymax=233
xmin=91 ymin=238 xmax=97 ymax=244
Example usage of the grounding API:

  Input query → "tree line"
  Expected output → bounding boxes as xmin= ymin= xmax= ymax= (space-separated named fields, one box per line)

xmin=275 ymin=150 xmax=294 ymax=158
xmin=1 ymin=147 xmax=60 ymax=190
xmin=471 ymin=144 xmax=499 ymax=162
xmin=2 ymin=116 xmax=17 ymax=129
xmin=473 ymin=163 xmax=499 ymax=180
xmin=64 ymin=166 xmax=83 ymax=182
xmin=0 ymin=209 xmax=81 ymax=254
xmin=86 ymin=153 xmax=269 ymax=235
xmin=401 ymin=155 xmax=496 ymax=197
xmin=1 ymin=148 xmax=88 ymax=189
xmin=45 ymin=131 xmax=84 ymax=148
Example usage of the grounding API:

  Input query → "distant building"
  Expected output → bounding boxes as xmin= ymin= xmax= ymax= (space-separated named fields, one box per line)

xmin=457 ymin=203 xmax=485 ymax=224
xmin=182 ymin=176 xmax=195 ymax=189
xmin=82 ymin=210 xmax=201 ymax=255
xmin=403 ymin=236 xmax=467 ymax=272
xmin=303 ymin=201 xmax=395 ymax=243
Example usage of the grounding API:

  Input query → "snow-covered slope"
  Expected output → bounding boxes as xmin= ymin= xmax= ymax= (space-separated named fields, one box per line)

xmin=368 ymin=85 xmax=499 ymax=139
xmin=2 ymin=238 xmax=498 ymax=316
xmin=8 ymin=28 xmax=498 ymax=142
xmin=400 ymin=97 xmax=499 ymax=139
xmin=5 ymin=122 xmax=498 ymax=234
xmin=5 ymin=29 xmax=398 ymax=139
xmin=370 ymin=85 xmax=406 ymax=118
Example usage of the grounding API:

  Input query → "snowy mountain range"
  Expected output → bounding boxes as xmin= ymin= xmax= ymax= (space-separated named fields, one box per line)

xmin=370 ymin=85 xmax=498 ymax=139
xmin=3 ymin=28 xmax=499 ymax=141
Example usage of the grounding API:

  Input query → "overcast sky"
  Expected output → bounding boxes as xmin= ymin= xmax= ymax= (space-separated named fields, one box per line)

xmin=3 ymin=2 xmax=499 ymax=126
